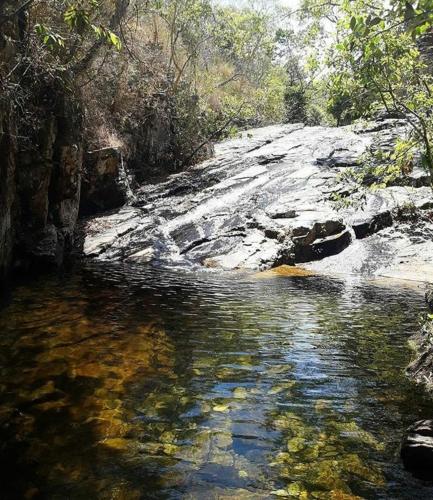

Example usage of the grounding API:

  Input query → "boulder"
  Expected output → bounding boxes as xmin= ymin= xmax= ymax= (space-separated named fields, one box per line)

xmin=352 ymin=211 xmax=393 ymax=239
xmin=401 ymin=420 xmax=433 ymax=480
xmin=294 ymin=229 xmax=352 ymax=263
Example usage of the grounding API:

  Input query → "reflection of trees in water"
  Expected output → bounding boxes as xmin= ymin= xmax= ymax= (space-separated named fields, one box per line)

xmin=306 ymin=281 xmax=432 ymax=424
xmin=0 ymin=267 xmax=431 ymax=498
xmin=249 ymin=278 xmax=384 ymax=497
xmin=249 ymin=276 xmax=429 ymax=497
xmin=262 ymin=278 xmax=430 ymax=498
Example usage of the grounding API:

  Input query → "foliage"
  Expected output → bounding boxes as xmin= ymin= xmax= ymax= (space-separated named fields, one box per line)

xmin=275 ymin=17 xmax=334 ymax=125
xmin=1 ymin=0 xmax=337 ymax=169
xmin=143 ymin=0 xmax=289 ymax=140
xmin=32 ymin=0 xmax=122 ymax=53
xmin=7 ymin=0 xmax=433 ymax=178
xmin=299 ymin=0 xmax=433 ymax=179
xmin=0 ymin=0 xmax=130 ymax=155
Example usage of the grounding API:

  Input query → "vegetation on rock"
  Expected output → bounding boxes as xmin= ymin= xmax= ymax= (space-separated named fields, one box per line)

xmin=1 ymin=0 xmax=294 ymax=166
xmin=298 ymin=0 xmax=433 ymax=182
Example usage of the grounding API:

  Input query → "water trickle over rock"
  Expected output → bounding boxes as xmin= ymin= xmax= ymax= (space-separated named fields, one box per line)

xmin=82 ymin=120 xmax=433 ymax=281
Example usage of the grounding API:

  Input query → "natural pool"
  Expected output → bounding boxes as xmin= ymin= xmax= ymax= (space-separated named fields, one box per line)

xmin=0 ymin=263 xmax=432 ymax=499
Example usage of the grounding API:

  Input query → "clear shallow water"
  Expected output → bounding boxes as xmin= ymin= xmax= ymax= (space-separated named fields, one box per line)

xmin=0 ymin=264 xmax=433 ymax=499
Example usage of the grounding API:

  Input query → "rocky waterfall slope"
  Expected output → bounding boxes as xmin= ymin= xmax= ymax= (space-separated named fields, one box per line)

xmin=82 ymin=120 xmax=433 ymax=282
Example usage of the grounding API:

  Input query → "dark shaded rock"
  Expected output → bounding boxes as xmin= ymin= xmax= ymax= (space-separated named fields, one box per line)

xmin=406 ymin=293 xmax=433 ymax=391
xmin=0 ymin=95 xmax=16 ymax=280
xmin=264 ymin=228 xmax=285 ymax=241
xmin=292 ymin=220 xmax=345 ymax=245
xmin=353 ymin=211 xmax=393 ymax=239
xmin=266 ymin=207 xmax=297 ymax=219
xmin=273 ymin=247 xmax=296 ymax=267
xmin=0 ymin=13 xmax=88 ymax=278
xmin=375 ymin=109 xmax=406 ymax=121
xmin=292 ymin=220 xmax=349 ymax=262
xmin=390 ymin=170 xmax=431 ymax=188
xmin=26 ymin=225 xmax=62 ymax=266
xmin=401 ymin=420 xmax=433 ymax=480
xmin=294 ymin=229 xmax=352 ymax=263
xmin=80 ymin=147 xmax=127 ymax=216
xmin=129 ymin=94 xmax=213 ymax=183
xmin=0 ymin=21 xmax=19 ymax=279
xmin=257 ymin=154 xmax=286 ymax=165
xmin=127 ymin=97 xmax=177 ymax=183
xmin=14 ymin=93 xmax=83 ymax=270
xmin=356 ymin=118 xmax=407 ymax=134
xmin=316 ymin=148 xmax=359 ymax=168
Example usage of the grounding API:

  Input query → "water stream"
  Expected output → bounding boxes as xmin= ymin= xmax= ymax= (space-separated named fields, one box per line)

xmin=0 ymin=264 xmax=432 ymax=499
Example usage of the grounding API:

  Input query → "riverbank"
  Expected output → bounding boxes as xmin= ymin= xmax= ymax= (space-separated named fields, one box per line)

xmin=81 ymin=119 xmax=433 ymax=282
xmin=407 ymin=289 xmax=433 ymax=391
xmin=78 ymin=117 xmax=433 ymax=409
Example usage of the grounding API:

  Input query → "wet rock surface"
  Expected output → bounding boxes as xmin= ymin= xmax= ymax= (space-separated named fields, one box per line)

xmin=82 ymin=120 xmax=433 ymax=279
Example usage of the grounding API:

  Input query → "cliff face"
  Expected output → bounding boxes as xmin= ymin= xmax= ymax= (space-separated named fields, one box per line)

xmin=0 ymin=101 xmax=16 ymax=279
xmin=0 ymin=22 xmax=20 ymax=278
xmin=0 ymin=12 xmax=84 ymax=278
xmin=0 ymin=94 xmax=83 ymax=276
xmin=0 ymin=22 xmax=192 ymax=280
xmin=14 ymin=93 xmax=83 ymax=269
xmin=0 ymin=98 xmax=185 ymax=278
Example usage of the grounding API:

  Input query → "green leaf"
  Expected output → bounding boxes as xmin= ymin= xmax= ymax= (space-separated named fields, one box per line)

xmin=64 ymin=6 xmax=77 ymax=28
xmin=91 ymin=24 xmax=102 ymax=37
xmin=109 ymin=31 xmax=122 ymax=50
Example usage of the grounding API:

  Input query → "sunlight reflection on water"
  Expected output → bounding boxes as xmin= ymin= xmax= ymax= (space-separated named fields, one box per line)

xmin=0 ymin=263 xmax=432 ymax=499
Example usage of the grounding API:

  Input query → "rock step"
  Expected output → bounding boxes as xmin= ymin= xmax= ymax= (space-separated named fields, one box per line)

xmin=80 ymin=120 xmax=433 ymax=276
xmin=401 ymin=420 xmax=433 ymax=480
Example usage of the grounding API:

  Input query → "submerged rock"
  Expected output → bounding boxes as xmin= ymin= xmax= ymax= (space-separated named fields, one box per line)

xmin=401 ymin=420 xmax=433 ymax=480
xmin=254 ymin=265 xmax=315 ymax=279
xmin=82 ymin=120 xmax=433 ymax=278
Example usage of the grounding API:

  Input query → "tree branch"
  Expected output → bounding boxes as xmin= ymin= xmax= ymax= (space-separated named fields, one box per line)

xmin=0 ymin=0 xmax=35 ymax=27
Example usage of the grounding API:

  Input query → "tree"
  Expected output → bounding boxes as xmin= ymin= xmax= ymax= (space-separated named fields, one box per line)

xmin=299 ymin=0 xmax=433 ymax=178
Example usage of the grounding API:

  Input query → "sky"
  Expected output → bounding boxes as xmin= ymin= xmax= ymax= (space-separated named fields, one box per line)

xmin=217 ymin=0 xmax=300 ymax=9
xmin=278 ymin=0 xmax=300 ymax=7
xmin=215 ymin=0 xmax=303 ymax=31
